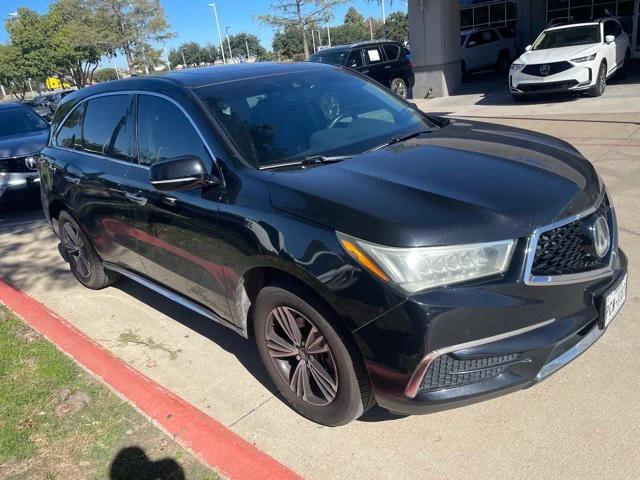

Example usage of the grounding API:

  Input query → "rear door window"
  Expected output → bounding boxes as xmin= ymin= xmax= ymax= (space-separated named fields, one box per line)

xmin=382 ymin=44 xmax=400 ymax=61
xmin=137 ymin=95 xmax=212 ymax=166
xmin=56 ymin=103 xmax=85 ymax=151
xmin=82 ymin=95 xmax=134 ymax=161
xmin=364 ymin=47 xmax=384 ymax=64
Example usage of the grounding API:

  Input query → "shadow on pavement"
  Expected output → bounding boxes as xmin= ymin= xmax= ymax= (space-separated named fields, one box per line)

xmin=110 ymin=446 xmax=184 ymax=480
xmin=113 ymin=277 xmax=279 ymax=398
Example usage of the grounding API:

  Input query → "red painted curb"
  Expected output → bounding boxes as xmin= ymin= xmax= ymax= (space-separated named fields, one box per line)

xmin=0 ymin=280 xmax=303 ymax=480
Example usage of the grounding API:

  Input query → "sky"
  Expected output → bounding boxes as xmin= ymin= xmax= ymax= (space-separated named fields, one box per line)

xmin=0 ymin=0 xmax=408 ymax=69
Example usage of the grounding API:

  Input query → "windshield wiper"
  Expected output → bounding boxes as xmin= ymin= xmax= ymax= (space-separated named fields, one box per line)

xmin=259 ymin=155 xmax=350 ymax=171
xmin=366 ymin=129 xmax=435 ymax=153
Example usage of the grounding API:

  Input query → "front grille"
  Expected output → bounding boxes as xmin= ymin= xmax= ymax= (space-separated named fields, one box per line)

xmin=522 ymin=61 xmax=573 ymax=77
xmin=420 ymin=353 xmax=521 ymax=392
xmin=0 ymin=156 xmax=35 ymax=173
xmin=519 ymin=80 xmax=578 ymax=92
xmin=531 ymin=197 xmax=612 ymax=276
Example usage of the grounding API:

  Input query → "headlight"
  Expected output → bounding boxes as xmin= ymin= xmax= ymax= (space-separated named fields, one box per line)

xmin=571 ymin=53 xmax=596 ymax=63
xmin=337 ymin=233 xmax=515 ymax=293
xmin=510 ymin=63 xmax=525 ymax=72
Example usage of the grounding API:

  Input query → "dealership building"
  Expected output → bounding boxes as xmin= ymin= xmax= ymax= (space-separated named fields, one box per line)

xmin=408 ymin=0 xmax=640 ymax=97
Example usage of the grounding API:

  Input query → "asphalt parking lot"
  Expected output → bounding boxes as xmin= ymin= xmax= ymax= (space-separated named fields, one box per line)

xmin=1 ymin=75 xmax=639 ymax=479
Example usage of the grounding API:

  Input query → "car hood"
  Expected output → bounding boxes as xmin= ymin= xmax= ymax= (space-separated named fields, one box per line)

xmin=517 ymin=44 xmax=598 ymax=64
xmin=268 ymin=120 xmax=601 ymax=247
xmin=0 ymin=129 xmax=49 ymax=159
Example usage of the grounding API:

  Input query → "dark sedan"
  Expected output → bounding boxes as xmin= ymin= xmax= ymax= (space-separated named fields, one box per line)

xmin=39 ymin=63 xmax=626 ymax=425
xmin=0 ymin=103 xmax=49 ymax=203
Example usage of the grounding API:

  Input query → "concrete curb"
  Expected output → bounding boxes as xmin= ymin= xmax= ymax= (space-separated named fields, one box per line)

xmin=0 ymin=279 xmax=303 ymax=480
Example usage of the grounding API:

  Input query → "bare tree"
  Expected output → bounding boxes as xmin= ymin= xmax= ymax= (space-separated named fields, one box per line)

xmin=256 ymin=0 xmax=348 ymax=59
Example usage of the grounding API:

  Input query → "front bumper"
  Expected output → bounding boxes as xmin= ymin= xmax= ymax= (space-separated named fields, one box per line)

xmin=0 ymin=172 xmax=40 ymax=202
xmin=354 ymin=248 xmax=628 ymax=415
xmin=510 ymin=63 xmax=595 ymax=95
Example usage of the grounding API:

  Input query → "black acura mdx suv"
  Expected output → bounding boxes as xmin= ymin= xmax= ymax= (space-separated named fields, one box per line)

xmin=309 ymin=41 xmax=414 ymax=99
xmin=40 ymin=62 xmax=627 ymax=426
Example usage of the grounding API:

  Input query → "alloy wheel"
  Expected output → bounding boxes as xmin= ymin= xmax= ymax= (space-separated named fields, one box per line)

xmin=265 ymin=306 xmax=339 ymax=406
xmin=62 ymin=222 xmax=91 ymax=279
xmin=391 ymin=79 xmax=407 ymax=99
xmin=599 ymin=65 xmax=606 ymax=94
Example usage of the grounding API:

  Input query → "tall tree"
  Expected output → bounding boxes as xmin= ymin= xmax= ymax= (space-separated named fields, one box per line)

xmin=168 ymin=42 xmax=219 ymax=68
xmin=272 ymin=25 xmax=306 ymax=60
xmin=94 ymin=0 xmax=172 ymax=74
xmin=46 ymin=0 xmax=115 ymax=88
xmin=343 ymin=6 xmax=365 ymax=24
xmin=256 ymin=0 xmax=348 ymax=59
xmin=2 ymin=7 xmax=53 ymax=94
xmin=227 ymin=33 xmax=267 ymax=61
xmin=385 ymin=11 xmax=408 ymax=43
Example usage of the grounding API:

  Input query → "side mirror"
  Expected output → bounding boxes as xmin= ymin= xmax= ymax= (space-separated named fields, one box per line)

xmin=467 ymin=40 xmax=477 ymax=47
xmin=524 ymin=45 xmax=532 ymax=52
xmin=605 ymin=35 xmax=615 ymax=44
xmin=149 ymin=155 xmax=219 ymax=191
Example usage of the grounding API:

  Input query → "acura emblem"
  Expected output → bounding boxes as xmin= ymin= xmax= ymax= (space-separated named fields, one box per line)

xmin=24 ymin=156 xmax=38 ymax=171
xmin=592 ymin=215 xmax=610 ymax=258
xmin=539 ymin=64 xmax=551 ymax=75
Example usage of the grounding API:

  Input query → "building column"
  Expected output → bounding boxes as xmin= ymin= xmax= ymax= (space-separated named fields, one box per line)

xmin=408 ymin=0 xmax=461 ymax=98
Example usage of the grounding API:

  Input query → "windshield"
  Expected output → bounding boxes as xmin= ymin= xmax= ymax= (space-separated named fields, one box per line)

xmin=0 ymin=107 xmax=48 ymax=136
xmin=533 ymin=25 xmax=601 ymax=50
xmin=196 ymin=68 xmax=433 ymax=168
xmin=308 ymin=50 xmax=348 ymax=65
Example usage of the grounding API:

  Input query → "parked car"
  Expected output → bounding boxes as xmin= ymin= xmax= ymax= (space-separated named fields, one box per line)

xmin=26 ymin=89 xmax=76 ymax=121
xmin=510 ymin=17 xmax=631 ymax=100
xmin=0 ymin=103 xmax=49 ymax=203
xmin=40 ymin=63 xmax=627 ymax=426
xmin=308 ymin=41 xmax=414 ymax=99
xmin=460 ymin=26 xmax=517 ymax=75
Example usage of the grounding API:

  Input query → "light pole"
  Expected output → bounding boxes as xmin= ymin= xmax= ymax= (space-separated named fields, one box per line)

xmin=326 ymin=25 xmax=331 ymax=47
xmin=225 ymin=26 xmax=234 ymax=63
xmin=369 ymin=19 xmax=373 ymax=40
xmin=207 ymin=3 xmax=226 ymax=64
xmin=381 ymin=0 xmax=387 ymax=38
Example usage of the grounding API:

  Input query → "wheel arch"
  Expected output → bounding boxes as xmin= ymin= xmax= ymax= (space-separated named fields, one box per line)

xmin=235 ymin=265 xmax=352 ymax=339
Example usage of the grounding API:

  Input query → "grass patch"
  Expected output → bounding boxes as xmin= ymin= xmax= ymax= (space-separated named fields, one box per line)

xmin=0 ymin=306 xmax=219 ymax=479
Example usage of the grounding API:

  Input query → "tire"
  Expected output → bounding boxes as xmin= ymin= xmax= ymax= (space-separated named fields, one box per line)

xmin=495 ymin=51 xmax=510 ymax=73
xmin=390 ymin=77 xmax=408 ymax=99
xmin=617 ymin=50 xmax=631 ymax=80
xmin=588 ymin=61 xmax=607 ymax=97
xmin=58 ymin=211 xmax=119 ymax=289
xmin=253 ymin=283 xmax=373 ymax=426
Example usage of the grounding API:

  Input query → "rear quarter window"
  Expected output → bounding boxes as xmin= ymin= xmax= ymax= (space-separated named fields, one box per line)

xmin=382 ymin=44 xmax=400 ymax=61
xmin=55 ymin=103 xmax=85 ymax=151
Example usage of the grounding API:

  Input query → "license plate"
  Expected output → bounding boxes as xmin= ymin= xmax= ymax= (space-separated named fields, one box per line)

xmin=603 ymin=274 xmax=627 ymax=329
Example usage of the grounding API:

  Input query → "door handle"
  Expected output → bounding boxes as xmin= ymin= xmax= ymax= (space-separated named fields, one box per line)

xmin=384 ymin=65 xmax=392 ymax=69
xmin=125 ymin=192 xmax=148 ymax=206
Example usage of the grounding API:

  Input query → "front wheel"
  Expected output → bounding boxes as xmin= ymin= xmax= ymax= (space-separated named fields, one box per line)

xmin=58 ymin=211 xmax=119 ymax=289
xmin=390 ymin=77 xmax=408 ymax=99
xmin=253 ymin=284 xmax=373 ymax=426
xmin=588 ymin=62 xmax=607 ymax=97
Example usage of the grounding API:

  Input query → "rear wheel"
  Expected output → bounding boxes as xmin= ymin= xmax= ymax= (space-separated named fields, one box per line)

xmin=390 ymin=77 xmax=408 ymax=99
xmin=253 ymin=283 xmax=373 ymax=426
xmin=58 ymin=211 xmax=119 ymax=289
xmin=588 ymin=61 xmax=607 ymax=97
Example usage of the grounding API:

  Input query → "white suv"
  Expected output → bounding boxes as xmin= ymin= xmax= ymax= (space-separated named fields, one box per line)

xmin=461 ymin=26 xmax=518 ymax=76
xmin=510 ymin=18 xmax=631 ymax=100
